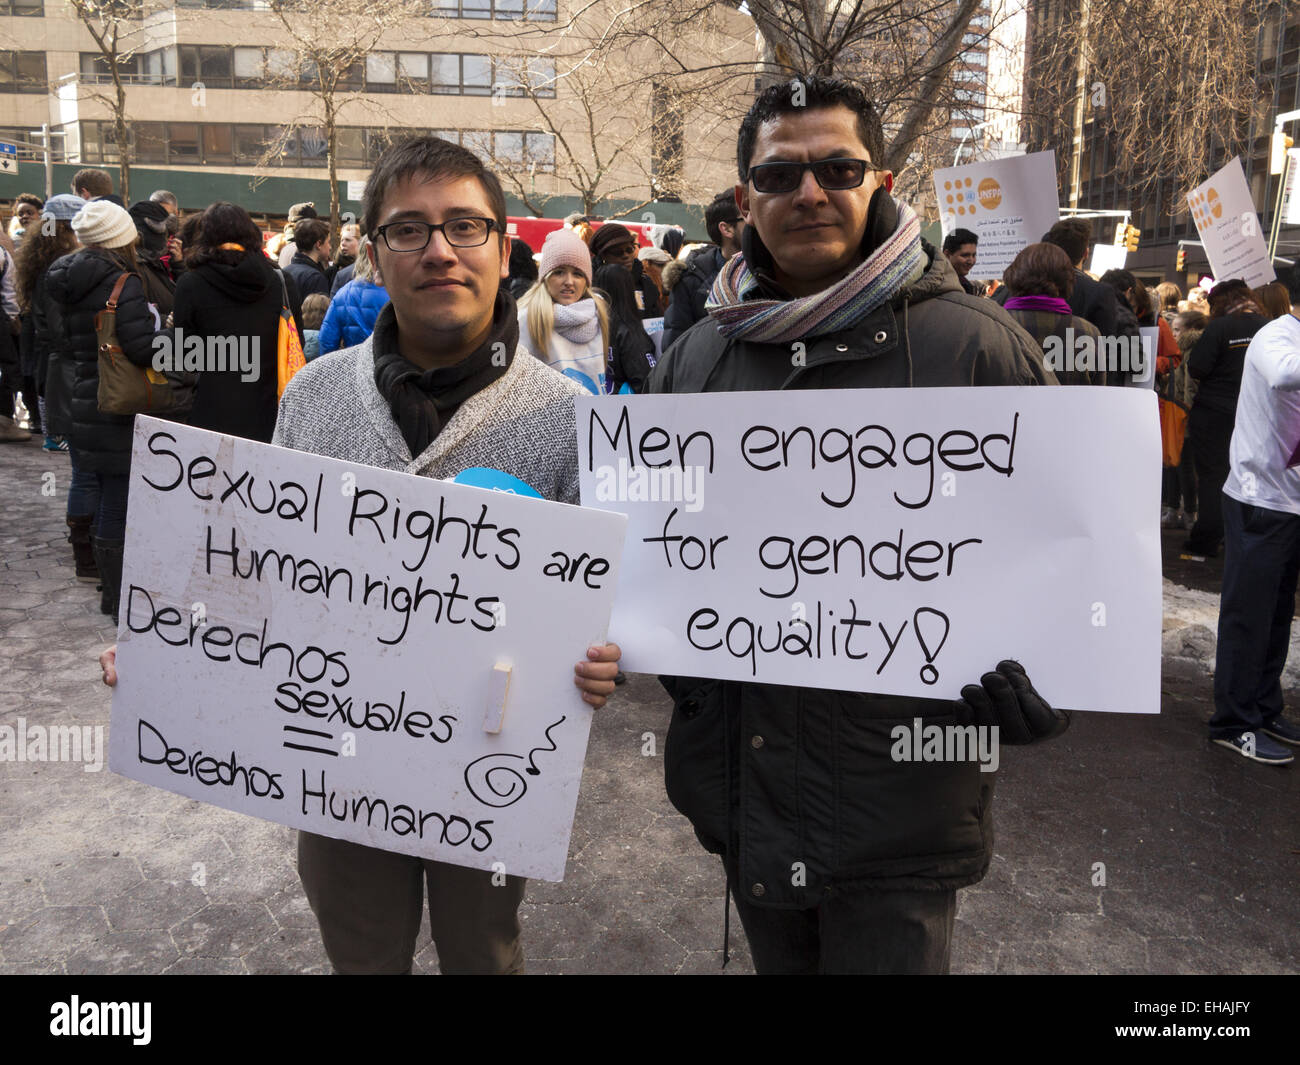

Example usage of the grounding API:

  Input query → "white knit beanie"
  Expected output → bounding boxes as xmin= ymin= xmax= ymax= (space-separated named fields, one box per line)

xmin=71 ymin=199 xmax=138 ymax=250
xmin=539 ymin=229 xmax=592 ymax=283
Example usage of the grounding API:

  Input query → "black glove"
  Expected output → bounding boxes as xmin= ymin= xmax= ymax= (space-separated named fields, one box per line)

xmin=953 ymin=660 xmax=1069 ymax=745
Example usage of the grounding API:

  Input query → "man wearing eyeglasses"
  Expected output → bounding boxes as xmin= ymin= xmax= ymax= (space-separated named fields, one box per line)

xmin=649 ymin=76 xmax=1064 ymax=975
xmin=270 ymin=135 xmax=622 ymax=973
xmin=661 ymin=190 xmax=746 ymax=350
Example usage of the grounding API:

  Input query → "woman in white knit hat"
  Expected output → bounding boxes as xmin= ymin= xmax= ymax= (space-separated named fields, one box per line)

xmin=44 ymin=197 xmax=162 ymax=620
xmin=516 ymin=228 xmax=610 ymax=395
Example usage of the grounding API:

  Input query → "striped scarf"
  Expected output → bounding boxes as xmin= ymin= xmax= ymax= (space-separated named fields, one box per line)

xmin=706 ymin=200 xmax=925 ymax=344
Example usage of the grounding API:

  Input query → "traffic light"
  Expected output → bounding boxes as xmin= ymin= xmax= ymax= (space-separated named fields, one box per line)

xmin=1114 ymin=221 xmax=1126 ymax=246
xmin=1124 ymin=225 xmax=1141 ymax=252
xmin=1176 ymin=246 xmax=1186 ymax=272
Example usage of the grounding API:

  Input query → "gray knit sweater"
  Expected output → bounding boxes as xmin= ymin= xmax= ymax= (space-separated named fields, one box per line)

xmin=273 ymin=335 xmax=584 ymax=503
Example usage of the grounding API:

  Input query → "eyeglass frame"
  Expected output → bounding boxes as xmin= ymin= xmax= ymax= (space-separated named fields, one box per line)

xmin=373 ymin=215 xmax=502 ymax=253
xmin=746 ymin=157 xmax=877 ymax=195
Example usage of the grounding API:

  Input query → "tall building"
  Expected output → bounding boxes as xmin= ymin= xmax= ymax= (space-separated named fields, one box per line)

xmin=1022 ymin=0 xmax=1300 ymax=285
xmin=0 ymin=0 xmax=754 ymax=223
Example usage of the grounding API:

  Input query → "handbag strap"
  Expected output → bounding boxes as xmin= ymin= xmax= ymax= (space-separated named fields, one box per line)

xmin=105 ymin=272 xmax=133 ymax=311
xmin=276 ymin=269 xmax=291 ymax=312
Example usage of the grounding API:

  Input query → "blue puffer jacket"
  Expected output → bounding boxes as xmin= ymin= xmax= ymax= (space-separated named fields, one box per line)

xmin=319 ymin=278 xmax=388 ymax=355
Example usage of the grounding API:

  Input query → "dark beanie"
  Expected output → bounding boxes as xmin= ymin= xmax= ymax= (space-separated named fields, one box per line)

xmin=129 ymin=199 xmax=171 ymax=252
xmin=589 ymin=222 xmax=634 ymax=258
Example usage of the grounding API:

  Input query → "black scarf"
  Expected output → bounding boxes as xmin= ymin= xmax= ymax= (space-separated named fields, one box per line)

xmin=372 ymin=290 xmax=518 ymax=458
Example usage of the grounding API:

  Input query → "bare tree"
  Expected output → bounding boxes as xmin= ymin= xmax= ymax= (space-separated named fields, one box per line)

xmin=68 ymin=0 xmax=145 ymax=201
xmin=552 ymin=0 xmax=1006 ymax=189
xmin=263 ymin=0 xmax=426 ymax=242
xmin=1023 ymin=0 xmax=1271 ymax=206
xmin=484 ymin=50 xmax=737 ymax=217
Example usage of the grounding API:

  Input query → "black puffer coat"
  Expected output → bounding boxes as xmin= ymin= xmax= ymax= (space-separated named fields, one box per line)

xmin=44 ymin=248 xmax=160 ymax=474
xmin=172 ymin=252 xmax=282 ymax=443
xmin=648 ymin=208 xmax=1055 ymax=909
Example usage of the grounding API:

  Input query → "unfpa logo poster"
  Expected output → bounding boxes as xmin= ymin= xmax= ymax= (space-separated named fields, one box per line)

xmin=1187 ymin=157 xmax=1274 ymax=288
xmin=933 ymin=150 xmax=1062 ymax=276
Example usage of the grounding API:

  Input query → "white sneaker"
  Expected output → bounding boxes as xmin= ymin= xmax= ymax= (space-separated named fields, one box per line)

xmin=0 ymin=415 xmax=31 ymax=442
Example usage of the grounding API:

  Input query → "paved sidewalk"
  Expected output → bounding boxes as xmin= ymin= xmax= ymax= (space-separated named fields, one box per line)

xmin=1 ymin=437 xmax=1297 ymax=974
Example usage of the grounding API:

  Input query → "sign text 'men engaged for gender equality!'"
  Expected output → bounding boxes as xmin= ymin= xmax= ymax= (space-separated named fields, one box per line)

xmin=578 ymin=387 xmax=1161 ymax=714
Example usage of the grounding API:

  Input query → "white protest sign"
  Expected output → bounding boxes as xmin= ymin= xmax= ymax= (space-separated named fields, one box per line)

xmin=109 ymin=418 xmax=626 ymax=882
xmin=1187 ymin=157 xmax=1274 ymax=287
xmin=345 ymin=179 xmax=365 ymax=201
xmin=578 ymin=388 xmax=1161 ymax=713
xmin=1088 ymin=243 xmax=1127 ymax=277
xmin=933 ymin=150 xmax=1061 ymax=276
xmin=1283 ymin=148 xmax=1300 ymax=226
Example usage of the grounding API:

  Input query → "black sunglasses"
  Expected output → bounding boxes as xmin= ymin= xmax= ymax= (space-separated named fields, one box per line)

xmin=748 ymin=157 xmax=873 ymax=194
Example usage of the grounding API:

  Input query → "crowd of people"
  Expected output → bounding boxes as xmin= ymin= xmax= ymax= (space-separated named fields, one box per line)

xmin=3 ymin=73 xmax=1299 ymax=976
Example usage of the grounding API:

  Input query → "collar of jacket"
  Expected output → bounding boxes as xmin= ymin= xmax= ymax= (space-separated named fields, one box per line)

xmin=292 ymin=250 xmax=326 ymax=273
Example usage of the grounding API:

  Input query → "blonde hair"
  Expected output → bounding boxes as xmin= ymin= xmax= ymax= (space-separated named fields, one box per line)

xmin=519 ymin=272 xmax=609 ymax=357
xmin=353 ymin=236 xmax=376 ymax=284
xmin=301 ymin=292 xmax=330 ymax=330
xmin=1155 ymin=281 xmax=1181 ymax=310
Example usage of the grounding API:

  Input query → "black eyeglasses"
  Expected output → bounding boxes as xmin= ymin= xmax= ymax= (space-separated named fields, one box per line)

xmin=748 ymin=158 xmax=873 ymax=194
xmin=374 ymin=216 xmax=499 ymax=252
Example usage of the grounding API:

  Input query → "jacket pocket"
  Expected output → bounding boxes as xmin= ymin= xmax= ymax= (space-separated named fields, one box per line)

xmin=832 ymin=694 xmax=991 ymax=879
xmin=661 ymin=676 xmax=729 ymax=854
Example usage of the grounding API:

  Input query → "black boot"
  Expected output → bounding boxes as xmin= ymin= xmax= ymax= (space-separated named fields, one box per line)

xmin=67 ymin=515 xmax=99 ymax=583
xmin=92 ymin=537 xmax=125 ymax=623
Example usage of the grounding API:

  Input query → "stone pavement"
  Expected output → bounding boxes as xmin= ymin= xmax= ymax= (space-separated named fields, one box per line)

xmin=1 ymin=436 xmax=1297 ymax=975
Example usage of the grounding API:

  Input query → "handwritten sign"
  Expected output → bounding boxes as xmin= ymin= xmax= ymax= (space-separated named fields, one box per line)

xmin=578 ymin=388 xmax=1161 ymax=714
xmin=1187 ymin=157 xmax=1274 ymax=287
xmin=934 ymin=151 xmax=1061 ymax=275
xmin=108 ymin=418 xmax=626 ymax=881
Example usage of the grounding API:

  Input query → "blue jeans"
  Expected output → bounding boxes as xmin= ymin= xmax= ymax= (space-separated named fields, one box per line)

xmin=66 ymin=446 xmax=101 ymax=520
xmin=92 ymin=471 xmax=130 ymax=542
xmin=1210 ymin=495 xmax=1300 ymax=737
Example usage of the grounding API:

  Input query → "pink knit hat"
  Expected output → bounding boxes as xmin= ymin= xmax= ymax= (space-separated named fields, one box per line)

xmin=539 ymin=229 xmax=592 ymax=283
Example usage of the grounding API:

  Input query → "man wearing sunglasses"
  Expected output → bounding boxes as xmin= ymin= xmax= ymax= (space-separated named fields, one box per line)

xmin=649 ymin=76 xmax=1064 ymax=975
xmin=269 ymin=135 xmax=622 ymax=973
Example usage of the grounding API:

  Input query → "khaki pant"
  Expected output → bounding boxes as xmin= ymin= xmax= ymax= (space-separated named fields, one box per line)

xmin=298 ymin=831 xmax=526 ymax=974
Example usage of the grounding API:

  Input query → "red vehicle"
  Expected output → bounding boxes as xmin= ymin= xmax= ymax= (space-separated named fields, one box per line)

xmin=505 ymin=216 xmax=661 ymax=252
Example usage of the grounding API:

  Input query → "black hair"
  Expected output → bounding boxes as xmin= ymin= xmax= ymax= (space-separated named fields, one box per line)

xmin=942 ymin=228 xmax=978 ymax=253
xmin=736 ymin=75 xmax=885 ymax=182
xmin=594 ymin=264 xmax=645 ymax=332
xmin=362 ymin=134 xmax=507 ymax=240
xmin=508 ymin=237 xmax=537 ymax=283
xmin=1042 ymin=218 xmax=1092 ymax=266
xmin=705 ymin=191 xmax=741 ymax=245
xmin=188 ymin=202 xmax=265 ymax=269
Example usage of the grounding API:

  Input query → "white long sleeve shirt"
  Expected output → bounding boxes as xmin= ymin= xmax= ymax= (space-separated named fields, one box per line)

xmin=1223 ymin=312 xmax=1300 ymax=516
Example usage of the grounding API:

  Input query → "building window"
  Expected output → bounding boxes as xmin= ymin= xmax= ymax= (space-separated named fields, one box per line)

xmin=0 ymin=0 xmax=44 ymax=14
xmin=0 ymin=51 xmax=47 ymax=94
xmin=433 ymin=0 xmax=555 ymax=19
xmin=74 ymin=119 xmax=550 ymax=169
